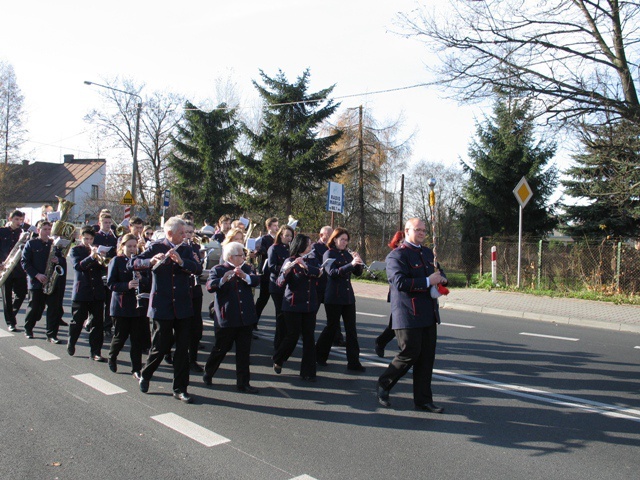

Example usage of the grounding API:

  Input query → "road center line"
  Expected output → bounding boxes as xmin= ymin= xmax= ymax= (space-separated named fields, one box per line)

xmin=441 ymin=323 xmax=475 ymax=329
xmin=151 ymin=413 xmax=230 ymax=447
xmin=290 ymin=475 xmax=318 ymax=480
xmin=20 ymin=346 xmax=59 ymax=361
xmin=634 ymin=346 xmax=640 ymax=350
xmin=72 ymin=373 xmax=127 ymax=395
xmin=520 ymin=332 xmax=579 ymax=342
xmin=357 ymin=312 xmax=386 ymax=317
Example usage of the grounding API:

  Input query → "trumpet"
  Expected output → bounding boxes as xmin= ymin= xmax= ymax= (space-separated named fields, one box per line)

xmin=152 ymin=242 xmax=187 ymax=271
xmin=348 ymin=249 xmax=377 ymax=279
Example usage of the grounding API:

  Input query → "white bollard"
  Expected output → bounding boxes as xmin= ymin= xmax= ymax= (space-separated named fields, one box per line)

xmin=491 ymin=246 xmax=497 ymax=285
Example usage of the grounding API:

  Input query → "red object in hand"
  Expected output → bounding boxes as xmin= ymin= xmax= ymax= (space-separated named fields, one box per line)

xmin=437 ymin=284 xmax=450 ymax=296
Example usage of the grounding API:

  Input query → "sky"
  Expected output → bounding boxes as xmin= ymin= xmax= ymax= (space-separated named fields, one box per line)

xmin=1 ymin=0 xmax=488 ymax=169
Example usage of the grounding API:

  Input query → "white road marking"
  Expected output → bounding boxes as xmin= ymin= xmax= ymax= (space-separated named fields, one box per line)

xmin=0 ymin=329 xmax=14 ymax=338
xmin=151 ymin=413 xmax=230 ymax=447
xmin=357 ymin=311 xmax=386 ymax=317
xmin=20 ymin=346 xmax=59 ymax=361
xmin=519 ymin=332 xmax=579 ymax=342
xmin=441 ymin=322 xmax=475 ymax=329
xmin=290 ymin=476 xmax=318 ymax=480
xmin=634 ymin=346 xmax=640 ymax=350
xmin=72 ymin=373 xmax=127 ymax=395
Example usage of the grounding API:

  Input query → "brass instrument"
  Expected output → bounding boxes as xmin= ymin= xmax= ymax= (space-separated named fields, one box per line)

xmin=42 ymin=197 xmax=76 ymax=295
xmin=0 ymin=231 xmax=31 ymax=289
xmin=96 ymin=253 xmax=113 ymax=268
xmin=115 ymin=224 xmax=128 ymax=237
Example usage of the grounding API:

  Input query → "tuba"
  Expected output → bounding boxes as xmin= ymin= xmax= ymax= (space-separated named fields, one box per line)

xmin=42 ymin=197 xmax=76 ymax=295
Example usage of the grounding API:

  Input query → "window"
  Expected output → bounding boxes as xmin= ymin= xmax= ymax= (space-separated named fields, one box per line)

xmin=91 ymin=185 xmax=99 ymax=200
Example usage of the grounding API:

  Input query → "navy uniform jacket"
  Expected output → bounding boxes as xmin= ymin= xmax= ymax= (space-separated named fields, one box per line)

xmin=267 ymin=243 xmax=290 ymax=294
xmin=207 ymin=262 xmax=260 ymax=328
xmin=277 ymin=256 xmax=322 ymax=313
xmin=190 ymin=243 xmax=203 ymax=298
xmin=323 ymin=248 xmax=363 ymax=305
xmin=21 ymin=238 xmax=66 ymax=290
xmin=256 ymin=234 xmax=274 ymax=275
xmin=93 ymin=230 xmax=118 ymax=259
xmin=0 ymin=226 xmax=28 ymax=279
xmin=70 ymin=244 xmax=106 ymax=302
xmin=129 ymin=239 xmax=202 ymax=320
xmin=311 ymin=241 xmax=329 ymax=303
xmin=386 ymin=242 xmax=446 ymax=329
xmin=213 ymin=231 xmax=225 ymax=243
xmin=107 ymin=255 xmax=150 ymax=317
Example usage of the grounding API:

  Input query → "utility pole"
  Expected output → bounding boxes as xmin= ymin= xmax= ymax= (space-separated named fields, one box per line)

xmin=358 ymin=105 xmax=366 ymax=264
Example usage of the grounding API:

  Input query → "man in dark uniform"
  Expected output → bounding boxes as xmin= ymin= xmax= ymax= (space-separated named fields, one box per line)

xmin=376 ymin=218 xmax=447 ymax=413
xmin=21 ymin=221 xmax=66 ymax=342
xmin=68 ymin=226 xmax=106 ymax=361
xmin=254 ymin=217 xmax=278 ymax=323
xmin=93 ymin=213 xmax=117 ymax=337
xmin=184 ymin=220 xmax=205 ymax=373
xmin=213 ymin=215 xmax=231 ymax=243
xmin=0 ymin=210 xmax=29 ymax=332
xmin=130 ymin=216 xmax=202 ymax=404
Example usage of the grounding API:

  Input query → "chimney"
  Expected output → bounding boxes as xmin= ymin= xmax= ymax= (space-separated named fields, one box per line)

xmin=22 ymin=160 xmax=29 ymax=165
xmin=63 ymin=154 xmax=75 ymax=163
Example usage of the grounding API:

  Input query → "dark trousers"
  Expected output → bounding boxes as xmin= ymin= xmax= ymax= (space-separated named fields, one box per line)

xmin=271 ymin=292 xmax=285 ymax=350
xmin=23 ymin=282 xmax=64 ymax=338
xmin=273 ymin=311 xmax=317 ymax=378
xmin=103 ymin=286 xmax=113 ymax=332
xmin=2 ymin=276 xmax=27 ymax=327
xmin=109 ymin=315 xmax=148 ymax=373
xmin=68 ymin=300 xmax=105 ymax=356
xmin=141 ymin=317 xmax=191 ymax=393
xmin=189 ymin=295 xmax=203 ymax=363
xmin=254 ymin=275 xmax=271 ymax=321
xmin=316 ymin=303 xmax=361 ymax=366
xmin=376 ymin=314 xmax=396 ymax=349
xmin=204 ymin=325 xmax=253 ymax=387
xmin=378 ymin=325 xmax=438 ymax=405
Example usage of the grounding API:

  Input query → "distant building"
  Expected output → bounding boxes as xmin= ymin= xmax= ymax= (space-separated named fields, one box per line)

xmin=10 ymin=154 xmax=106 ymax=224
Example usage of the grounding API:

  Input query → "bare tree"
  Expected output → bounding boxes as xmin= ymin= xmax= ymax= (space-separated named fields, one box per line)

xmin=84 ymin=78 xmax=183 ymax=223
xmin=399 ymin=0 xmax=640 ymax=126
xmin=0 ymin=61 xmax=27 ymax=164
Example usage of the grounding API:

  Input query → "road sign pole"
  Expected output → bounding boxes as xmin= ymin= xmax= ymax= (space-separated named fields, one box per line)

xmin=517 ymin=205 xmax=523 ymax=288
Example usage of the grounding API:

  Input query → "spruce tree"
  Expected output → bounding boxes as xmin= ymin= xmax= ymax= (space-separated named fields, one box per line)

xmin=561 ymin=121 xmax=640 ymax=239
xmin=169 ymin=101 xmax=240 ymax=221
xmin=236 ymin=69 xmax=344 ymax=216
xmin=459 ymin=94 xmax=558 ymax=240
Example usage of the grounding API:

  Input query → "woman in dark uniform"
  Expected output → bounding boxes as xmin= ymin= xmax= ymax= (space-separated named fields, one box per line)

xmin=267 ymin=225 xmax=294 ymax=350
xmin=315 ymin=227 xmax=365 ymax=372
xmin=107 ymin=233 xmax=150 ymax=379
xmin=272 ymin=234 xmax=322 ymax=381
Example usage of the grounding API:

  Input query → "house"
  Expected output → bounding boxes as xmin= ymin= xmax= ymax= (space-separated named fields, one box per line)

xmin=12 ymin=154 xmax=106 ymax=224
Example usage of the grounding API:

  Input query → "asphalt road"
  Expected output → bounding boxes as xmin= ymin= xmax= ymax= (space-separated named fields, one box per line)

xmin=1 ymin=284 xmax=638 ymax=480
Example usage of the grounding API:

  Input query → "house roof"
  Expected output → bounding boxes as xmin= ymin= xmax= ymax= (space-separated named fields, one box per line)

xmin=12 ymin=156 xmax=106 ymax=204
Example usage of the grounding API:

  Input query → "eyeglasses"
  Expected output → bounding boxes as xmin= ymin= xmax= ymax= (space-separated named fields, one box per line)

xmin=409 ymin=228 xmax=427 ymax=233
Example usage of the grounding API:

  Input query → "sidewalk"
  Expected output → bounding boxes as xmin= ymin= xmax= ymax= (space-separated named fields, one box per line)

xmin=352 ymin=281 xmax=640 ymax=334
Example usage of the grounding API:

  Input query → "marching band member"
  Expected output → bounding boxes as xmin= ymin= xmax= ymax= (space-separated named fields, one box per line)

xmin=130 ymin=216 xmax=202 ymax=404
xmin=21 ymin=221 xmax=66 ymax=342
xmin=254 ymin=217 xmax=278 ymax=323
xmin=0 ymin=210 xmax=28 ymax=332
xmin=221 ymin=227 xmax=245 ymax=247
xmin=142 ymin=226 xmax=154 ymax=246
xmin=67 ymin=226 xmax=106 ymax=361
xmin=315 ymin=227 xmax=366 ymax=372
xmin=272 ymin=234 xmax=321 ymax=381
xmin=213 ymin=215 xmax=231 ymax=243
xmin=184 ymin=221 xmax=205 ymax=373
xmin=106 ymin=233 xmax=150 ymax=378
xmin=203 ymin=242 xmax=260 ymax=394
xmin=93 ymin=213 xmax=117 ymax=337
xmin=267 ymin=225 xmax=294 ymax=350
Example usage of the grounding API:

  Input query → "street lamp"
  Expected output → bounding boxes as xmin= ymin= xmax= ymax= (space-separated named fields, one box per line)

xmin=84 ymin=80 xmax=142 ymax=203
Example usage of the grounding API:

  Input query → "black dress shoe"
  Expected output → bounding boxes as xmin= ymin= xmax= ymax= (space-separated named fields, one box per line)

xmin=92 ymin=355 xmax=106 ymax=362
xmin=139 ymin=377 xmax=149 ymax=393
xmin=8 ymin=325 xmax=18 ymax=332
xmin=67 ymin=344 xmax=75 ymax=356
xmin=47 ymin=337 xmax=61 ymax=344
xmin=237 ymin=384 xmax=260 ymax=394
xmin=273 ymin=363 xmax=282 ymax=374
xmin=376 ymin=384 xmax=391 ymax=408
xmin=374 ymin=343 xmax=385 ymax=358
xmin=202 ymin=373 xmax=213 ymax=386
xmin=164 ymin=353 xmax=173 ymax=365
xmin=108 ymin=357 xmax=117 ymax=372
xmin=347 ymin=364 xmax=366 ymax=373
xmin=415 ymin=402 xmax=444 ymax=414
xmin=173 ymin=391 xmax=193 ymax=404
xmin=24 ymin=330 xmax=34 ymax=339
xmin=189 ymin=362 xmax=204 ymax=373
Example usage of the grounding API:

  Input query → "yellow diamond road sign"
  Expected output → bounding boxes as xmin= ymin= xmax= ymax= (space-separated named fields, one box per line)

xmin=513 ymin=177 xmax=533 ymax=208
xmin=120 ymin=190 xmax=136 ymax=206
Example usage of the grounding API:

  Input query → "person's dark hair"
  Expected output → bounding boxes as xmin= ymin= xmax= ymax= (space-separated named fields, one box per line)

xmin=181 ymin=211 xmax=195 ymax=221
xmin=37 ymin=220 xmax=52 ymax=228
xmin=265 ymin=217 xmax=278 ymax=229
xmin=218 ymin=214 xmax=231 ymax=226
xmin=275 ymin=225 xmax=295 ymax=245
xmin=327 ymin=227 xmax=350 ymax=249
xmin=81 ymin=226 xmax=96 ymax=237
xmin=289 ymin=234 xmax=310 ymax=258
xmin=9 ymin=210 xmax=24 ymax=219
xmin=130 ymin=216 xmax=144 ymax=225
